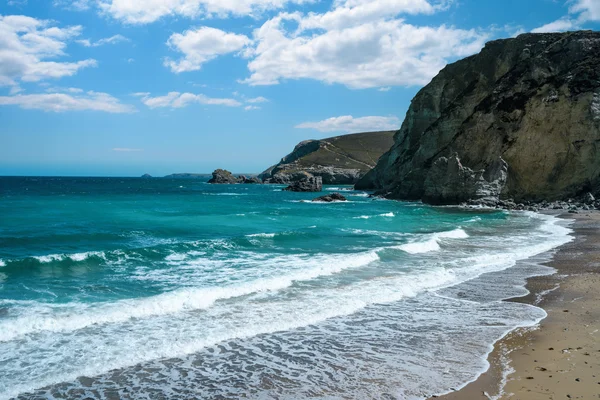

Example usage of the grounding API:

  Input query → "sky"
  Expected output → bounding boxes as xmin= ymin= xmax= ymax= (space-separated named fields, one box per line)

xmin=1 ymin=0 xmax=599 ymax=176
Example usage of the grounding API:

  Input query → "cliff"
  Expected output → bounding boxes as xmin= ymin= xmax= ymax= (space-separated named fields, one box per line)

xmin=356 ymin=31 xmax=600 ymax=204
xmin=260 ymin=130 xmax=396 ymax=184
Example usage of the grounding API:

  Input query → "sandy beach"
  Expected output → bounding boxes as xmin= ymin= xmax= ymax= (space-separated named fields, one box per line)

xmin=435 ymin=212 xmax=600 ymax=399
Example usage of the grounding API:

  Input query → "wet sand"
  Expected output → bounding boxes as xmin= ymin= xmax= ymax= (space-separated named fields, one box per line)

xmin=433 ymin=212 xmax=600 ymax=399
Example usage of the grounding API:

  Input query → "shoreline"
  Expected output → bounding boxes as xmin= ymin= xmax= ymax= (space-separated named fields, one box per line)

xmin=432 ymin=211 xmax=600 ymax=399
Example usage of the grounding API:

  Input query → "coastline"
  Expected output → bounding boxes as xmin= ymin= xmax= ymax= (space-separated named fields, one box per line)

xmin=432 ymin=211 xmax=600 ymax=399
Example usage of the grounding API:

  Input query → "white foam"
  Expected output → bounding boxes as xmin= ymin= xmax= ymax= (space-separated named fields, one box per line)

xmin=69 ymin=251 xmax=106 ymax=262
xmin=33 ymin=251 xmax=106 ymax=263
xmin=398 ymin=228 xmax=469 ymax=254
xmin=0 ymin=259 xmax=5 ymax=267
xmin=0 ymin=250 xmax=381 ymax=343
xmin=246 ymin=233 xmax=276 ymax=238
xmin=353 ymin=212 xmax=395 ymax=219
xmin=33 ymin=254 xmax=63 ymax=263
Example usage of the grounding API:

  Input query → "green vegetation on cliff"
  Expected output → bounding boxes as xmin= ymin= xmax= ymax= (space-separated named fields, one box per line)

xmin=260 ymin=130 xmax=396 ymax=184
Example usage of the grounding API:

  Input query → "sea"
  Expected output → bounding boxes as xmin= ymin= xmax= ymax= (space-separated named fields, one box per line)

xmin=0 ymin=176 xmax=572 ymax=400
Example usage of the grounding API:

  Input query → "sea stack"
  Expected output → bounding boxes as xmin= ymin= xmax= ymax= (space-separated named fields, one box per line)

xmin=208 ymin=169 xmax=240 ymax=184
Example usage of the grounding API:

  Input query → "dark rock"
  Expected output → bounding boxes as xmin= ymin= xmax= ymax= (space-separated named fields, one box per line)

xmin=584 ymin=192 xmax=595 ymax=204
xmin=312 ymin=193 xmax=347 ymax=202
xmin=208 ymin=169 xmax=240 ymax=184
xmin=241 ymin=176 xmax=261 ymax=184
xmin=141 ymin=174 xmax=152 ymax=178
xmin=283 ymin=176 xmax=323 ymax=192
xmin=423 ymin=154 xmax=507 ymax=205
xmin=357 ymin=31 xmax=600 ymax=204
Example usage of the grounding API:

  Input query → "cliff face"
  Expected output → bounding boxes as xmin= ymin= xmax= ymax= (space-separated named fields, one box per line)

xmin=260 ymin=131 xmax=396 ymax=184
xmin=356 ymin=31 xmax=600 ymax=203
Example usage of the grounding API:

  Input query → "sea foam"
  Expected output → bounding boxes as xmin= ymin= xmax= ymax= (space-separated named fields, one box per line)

xmin=398 ymin=228 xmax=469 ymax=254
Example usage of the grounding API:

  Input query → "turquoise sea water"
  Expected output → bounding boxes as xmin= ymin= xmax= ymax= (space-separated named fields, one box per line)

xmin=0 ymin=177 xmax=572 ymax=399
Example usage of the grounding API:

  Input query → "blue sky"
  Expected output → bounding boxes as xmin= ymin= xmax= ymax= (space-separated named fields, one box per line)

xmin=1 ymin=0 xmax=599 ymax=176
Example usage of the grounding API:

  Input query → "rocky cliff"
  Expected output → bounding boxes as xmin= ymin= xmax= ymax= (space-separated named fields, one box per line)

xmin=356 ymin=31 xmax=600 ymax=204
xmin=260 ymin=131 xmax=396 ymax=184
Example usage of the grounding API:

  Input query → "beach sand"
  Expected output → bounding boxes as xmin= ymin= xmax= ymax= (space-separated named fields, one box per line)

xmin=434 ymin=212 xmax=600 ymax=400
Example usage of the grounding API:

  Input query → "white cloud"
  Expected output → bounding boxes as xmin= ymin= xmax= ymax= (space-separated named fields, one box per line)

xmin=138 ymin=92 xmax=242 ymax=108
xmin=242 ymin=2 xmax=489 ymax=89
xmin=378 ymin=87 xmax=391 ymax=92
xmin=113 ymin=148 xmax=143 ymax=152
xmin=570 ymin=0 xmax=600 ymax=21
xmin=97 ymin=0 xmax=315 ymax=24
xmin=531 ymin=18 xmax=577 ymax=33
xmin=0 ymin=15 xmax=96 ymax=87
xmin=246 ymin=96 xmax=268 ymax=103
xmin=532 ymin=0 xmax=600 ymax=33
xmin=54 ymin=0 xmax=94 ymax=11
xmin=0 ymin=91 xmax=136 ymax=113
xmin=296 ymin=115 xmax=401 ymax=133
xmin=245 ymin=105 xmax=261 ymax=110
xmin=165 ymin=27 xmax=250 ymax=73
xmin=77 ymin=34 xmax=129 ymax=47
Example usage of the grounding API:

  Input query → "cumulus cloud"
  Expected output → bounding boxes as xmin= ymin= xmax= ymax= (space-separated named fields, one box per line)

xmin=246 ymin=96 xmax=268 ymax=103
xmin=296 ymin=115 xmax=401 ymax=133
xmin=137 ymin=92 xmax=242 ymax=108
xmin=241 ymin=1 xmax=489 ymax=89
xmin=96 ymin=0 xmax=315 ymax=24
xmin=53 ymin=0 xmax=94 ymax=11
xmin=532 ymin=0 xmax=600 ymax=33
xmin=570 ymin=0 xmax=600 ymax=21
xmin=0 ymin=15 xmax=96 ymax=87
xmin=77 ymin=34 xmax=129 ymax=47
xmin=0 ymin=90 xmax=136 ymax=113
xmin=165 ymin=27 xmax=250 ymax=73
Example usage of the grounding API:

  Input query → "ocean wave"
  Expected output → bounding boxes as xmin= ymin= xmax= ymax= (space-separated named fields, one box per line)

xmin=32 ymin=251 xmax=107 ymax=264
xmin=353 ymin=212 xmax=395 ymax=219
xmin=397 ymin=228 xmax=469 ymax=254
xmin=246 ymin=233 xmax=277 ymax=238
xmin=0 ymin=259 xmax=5 ymax=267
xmin=0 ymin=250 xmax=380 ymax=342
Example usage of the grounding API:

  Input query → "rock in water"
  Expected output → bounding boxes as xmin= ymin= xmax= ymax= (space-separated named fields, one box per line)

xmin=208 ymin=169 xmax=240 ymax=184
xmin=241 ymin=176 xmax=262 ymax=184
xmin=260 ymin=131 xmax=396 ymax=185
xmin=356 ymin=31 xmax=600 ymax=203
xmin=283 ymin=176 xmax=323 ymax=192
xmin=141 ymin=174 xmax=152 ymax=178
xmin=312 ymin=193 xmax=347 ymax=202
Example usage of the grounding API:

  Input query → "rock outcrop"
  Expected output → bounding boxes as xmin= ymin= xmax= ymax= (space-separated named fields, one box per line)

xmin=423 ymin=154 xmax=508 ymax=205
xmin=141 ymin=174 xmax=152 ymax=178
xmin=208 ymin=169 xmax=239 ymax=184
xmin=283 ymin=176 xmax=323 ymax=192
xmin=240 ymin=176 xmax=261 ymax=184
xmin=356 ymin=31 xmax=600 ymax=204
xmin=260 ymin=131 xmax=396 ymax=185
xmin=312 ymin=193 xmax=347 ymax=202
